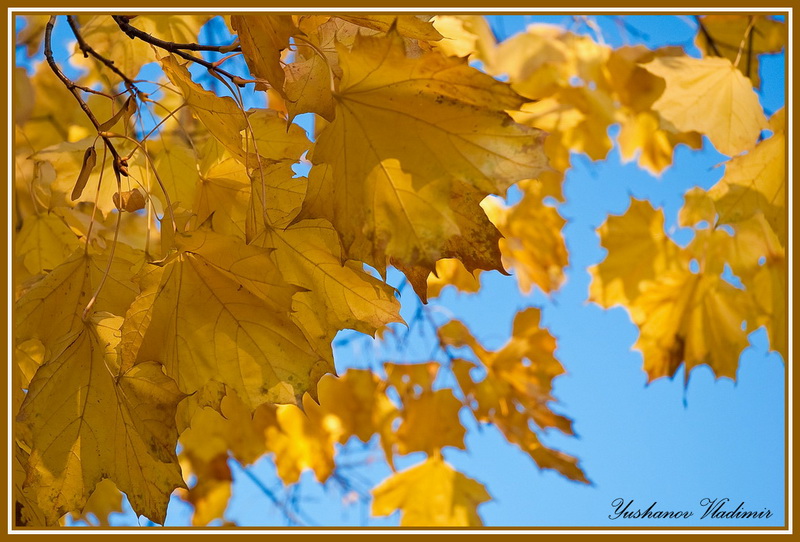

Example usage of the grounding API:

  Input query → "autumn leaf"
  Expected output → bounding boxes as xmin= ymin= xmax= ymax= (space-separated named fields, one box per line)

xmin=644 ymin=55 xmax=768 ymax=156
xmin=431 ymin=15 xmax=496 ymax=61
xmin=265 ymin=396 xmax=338 ymax=484
xmin=17 ymin=314 xmax=185 ymax=525
xmin=255 ymin=219 xmax=403 ymax=340
xmin=629 ymin=269 xmax=755 ymax=381
xmin=160 ymin=56 xmax=252 ymax=166
xmin=695 ymin=15 xmax=786 ymax=88
xmin=589 ymin=199 xmax=681 ymax=308
xmin=482 ymin=181 xmax=568 ymax=295
xmin=70 ymin=479 xmax=124 ymax=527
xmin=315 ymin=370 xmax=398 ymax=447
xmin=231 ymin=14 xmax=296 ymax=92
xmin=426 ymin=258 xmax=482 ymax=300
xmin=298 ymin=30 xmax=549 ymax=273
xmin=15 ymin=212 xmax=81 ymax=276
xmin=14 ymin=444 xmax=49 ymax=527
xmin=372 ymin=455 xmax=490 ymax=526
xmin=177 ymin=453 xmax=232 ymax=526
xmin=337 ymin=15 xmax=443 ymax=41
xmin=124 ymin=230 xmax=333 ymax=407
xmin=708 ymin=114 xmax=786 ymax=244
xmin=439 ymin=309 xmax=587 ymax=483
xmin=15 ymin=245 xmax=142 ymax=350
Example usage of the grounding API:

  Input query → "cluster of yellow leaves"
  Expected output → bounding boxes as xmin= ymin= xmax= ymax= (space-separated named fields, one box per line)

xmin=167 ymin=306 xmax=578 ymax=526
xmin=546 ymin=14 xmax=787 ymax=382
xmin=12 ymin=12 xmax=785 ymax=528
xmin=11 ymin=13 xmax=562 ymax=527
xmin=590 ymin=108 xmax=786 ymax=380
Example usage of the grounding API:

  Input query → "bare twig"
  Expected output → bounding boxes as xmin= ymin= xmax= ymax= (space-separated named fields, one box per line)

xmin=112 ymin=16 xmax=247 ymax=87
xmin=229 ymin=461 xmax=316 ymax=526
xmin=45 ymin=16 xmax=126 ymax=175
xmin=67 ymin=15 xmax=139 ymax=94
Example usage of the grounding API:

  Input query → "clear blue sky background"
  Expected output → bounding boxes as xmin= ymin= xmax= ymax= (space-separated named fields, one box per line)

xmin=17 ymin=14 xmax=786 ymax=528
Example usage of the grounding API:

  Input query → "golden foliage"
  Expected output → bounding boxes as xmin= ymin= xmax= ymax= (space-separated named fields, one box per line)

xmin=12 ymin=13 xmax=784 ymax=527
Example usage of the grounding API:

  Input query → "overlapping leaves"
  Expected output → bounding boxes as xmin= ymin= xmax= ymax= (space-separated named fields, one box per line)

xmin=12 ymin=12 xmax=786 ymax=528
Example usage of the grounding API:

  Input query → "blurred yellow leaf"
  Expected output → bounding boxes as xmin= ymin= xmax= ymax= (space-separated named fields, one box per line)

xmin=231 ymin=15 xmax=295 ymax=93
xmin=644 ymin=55 xmax=768 ymax=156
xmin=695 ymin=15 xmax=785 ymax=88
xmin=483 ymin=182 xmax=567 ymax=294
xmin=589 ymin=199 xmax=681 ymax=308
xmin=708 ymin=115 xmax=786 ymax=244
xmin=439 ymin=309 xmax=587 ymax=482
xmin=630 ymin=270 xmax=755 ymax=381
xmin=70 ymin=479 xmax=124 ymax=527
xmin=372 ymin=456 xmax=490 ymax=526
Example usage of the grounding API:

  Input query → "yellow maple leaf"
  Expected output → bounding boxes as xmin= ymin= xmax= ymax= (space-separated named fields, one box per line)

xmin=298 ymin=30 xmax=548 ymax=272
xmin=256 ymin=219 xmax=402 ymax=340
xmin=160 ymin=56 xmax=252 ymax=166
xmin=493 ymin=24 xmax=609 ymax=100
xmin=17 ymin=314 xmax=185 ymax=524
xmin=396 ymin=388 xmax=466 ymax=455
xmin=336 ymin=15 xmax=443 ymax=41
xmin=747 ymin=249 xmax=787 ymax=361
xmin=426 ymin=258 xmax=483 ymax=300
xmin=266 ymin=396 xmax=338 ymax=485
xmin=644 ymin=55 xmax=768 ymax=157
xmin=687 ymin=216 xmax=787 ymax=362
xmin=177 ymin=452 xmax=232 ymax=527
xmin=617 ymin=110 xmax=702 ymax=176
xmin=124 ymin=230 xmax=333 ymax=407
xmin=232 ymin=14 xmax=295 ymax=94
xmin=678 ymin=186 xmax=718 ymax=227
xmin=147 ymin=134 xmax=199 ymax=212
xmin=315 ymin=370 xmax=398 ymax=447
xmin=630 ymin=269 xmax=755 ymax=381
xmin=15 ymin=212 xmax=81 ymax=276
xmin=439 ymin=309 xmax=587 ymax=482
xmin=14 ymin=444 xmax=50 ymax=527
xmin=589 ymin=199 xmax=681 ymax=308
xmin=482 ymin=182 xmax=568 ymax=295
xmin=15 ymin=245 xmax=142 ymax=351
xmin=135 ymin=15 xmax=211 ymax=45
xmin=510 ymin=86 xmax=618 ymax=161
xmin=372 ymin=455 xmax=490 ymax=526
xmin=431 ymin=15 xmax=496 ymax=61
xmin=70 ymin=479 xmax=124 ymax=527
xmin=708 ymin=118 xmax=786 ymax=245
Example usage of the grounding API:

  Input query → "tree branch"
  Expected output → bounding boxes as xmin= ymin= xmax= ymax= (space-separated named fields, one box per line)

xmin=44 ymin=16 xmax=123 ymax=168
xmin=112 ymin=16 xmax=247 ymax=87
xmin=67 ymin=15 xmax=140 ymax=94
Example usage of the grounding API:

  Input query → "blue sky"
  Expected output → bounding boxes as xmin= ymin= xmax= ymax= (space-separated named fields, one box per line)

xmin=16 ymin=14 xmax=787 ymax=528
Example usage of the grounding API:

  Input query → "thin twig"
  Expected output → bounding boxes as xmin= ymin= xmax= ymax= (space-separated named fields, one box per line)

xmin=112 ymin=16 xmax=247 ymax=87
xmin=229 ymin=461 xmax=316 ymax=526
xmin=45 ymin=16 xmax=126 ymax=175
xmin=66 ymin=15 xmax=139 ymax=94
